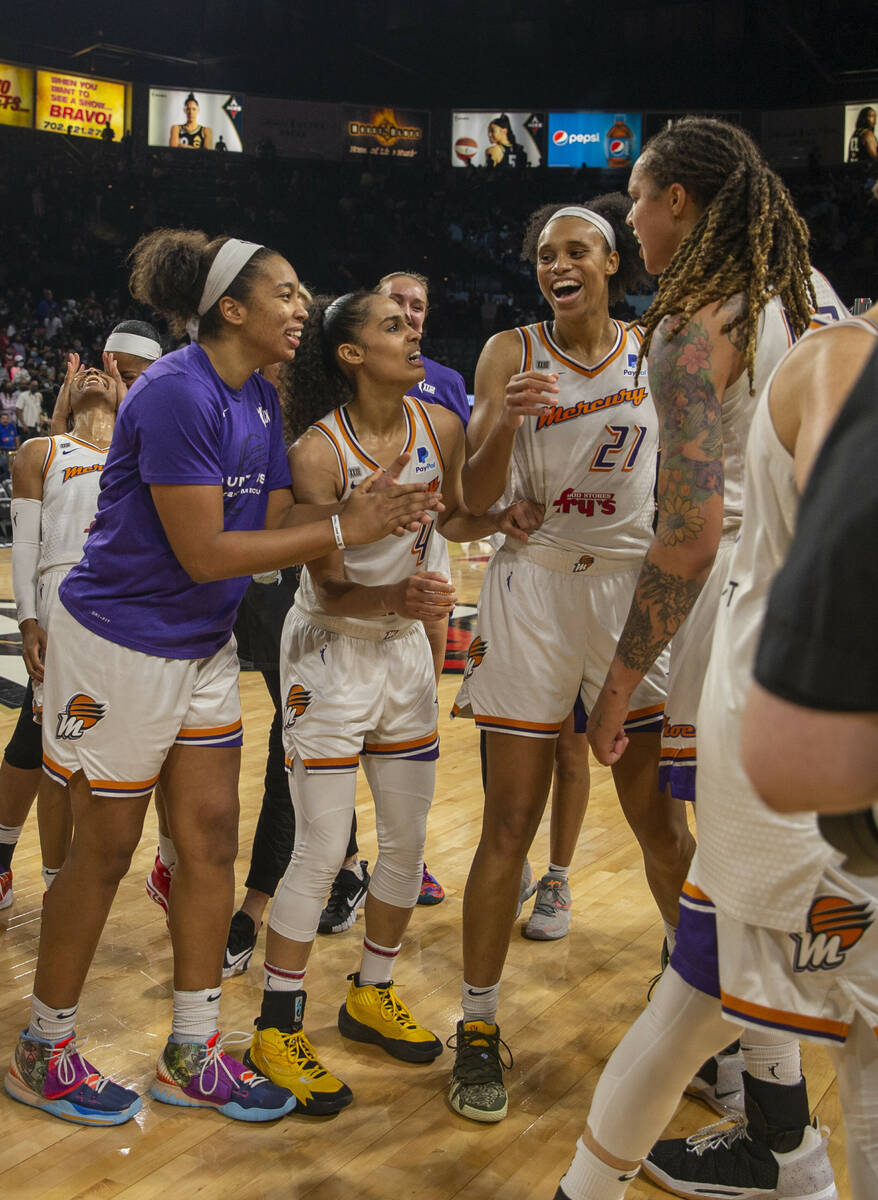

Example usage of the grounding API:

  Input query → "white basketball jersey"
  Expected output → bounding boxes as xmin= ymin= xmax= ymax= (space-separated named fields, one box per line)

xmin=39 ymin=435 xmax=107 ymax=572
xmin=697 ymin=316 xmax=878 ymax=927
xmin=294 ymin=396 xmax=444 ymax=637
xmin=510 ymin=320 xmax=658 ymax=560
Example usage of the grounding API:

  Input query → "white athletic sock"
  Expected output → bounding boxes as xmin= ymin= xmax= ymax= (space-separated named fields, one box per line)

xmin=0 ymin=821 xmax=23 ymax=844
xmin=359 ymin=936 xmax=400 ymax=986
xmin=548 ymin=862 xmax=570 ymax=880
xmin=28 ymin=994 xmax=77 ymax=1043
xmin=741 ymin=1035 xmax=802 ymax=1086
xmin=41 ymin=865 xmax=60 ymax=890
xmin=170 ymin=987 xmax=221 ymax=1044
xmin=157 ymin=834 xmax=177 ymax=871
xmin=344 ymin=856 xmax=363 ymax=878
xmin=560 ymin=1137 xmax=640 ymax=1199
xmin=264 ymin=961 xmax=306 ymax=992
xmin=461 ymin=979 xmax=500 ymax=1025
xmin=663 ymin=920 xmax=677 ymax=956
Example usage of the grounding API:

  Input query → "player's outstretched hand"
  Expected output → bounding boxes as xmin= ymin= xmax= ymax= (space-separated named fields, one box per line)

xmin=340 ymin=471 xmax=442 ymax=546
xmin=385 ymin=572 xmax=456 ymax=621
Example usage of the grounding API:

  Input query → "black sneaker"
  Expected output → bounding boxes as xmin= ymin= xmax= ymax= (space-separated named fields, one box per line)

xmin=317 ymin=860 xmax=370 ymax=935
xmin=222 ymin=910 xmax=258 ymax=978
xmin=447 ymin=1019 xmax=512 ymax=1123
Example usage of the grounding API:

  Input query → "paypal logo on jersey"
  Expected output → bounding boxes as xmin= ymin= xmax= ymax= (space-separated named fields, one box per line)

xmin=418 ymin=447 xmax=430 ymax=463
xmin=624 ymin=352 xmax=640 ymax=378
xmin=415 ymin=445 xmax=437 ymax=473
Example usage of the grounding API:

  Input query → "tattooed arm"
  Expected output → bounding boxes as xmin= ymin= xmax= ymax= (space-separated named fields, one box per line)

xmin=588 ymin=299 xmax=746 ymax=765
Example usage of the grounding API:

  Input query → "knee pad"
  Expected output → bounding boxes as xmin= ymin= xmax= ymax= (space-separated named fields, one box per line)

xmin=362 ymin=757 xmax=434 ymax=908
xmin=4 ymin=691 xmax=42 ymax=771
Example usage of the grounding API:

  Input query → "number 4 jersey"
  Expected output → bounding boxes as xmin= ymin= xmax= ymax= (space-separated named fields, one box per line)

xmin=510 ymin=320 xmax=657 ymax=561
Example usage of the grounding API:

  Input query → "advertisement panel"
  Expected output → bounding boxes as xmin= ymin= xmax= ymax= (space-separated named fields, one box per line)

xmin=451 ymin=111 xmax=546 ymax=168
xmin=844 ymin=102 xmax=878 ymax=165
xmin=36 ymin=70 xmax=128 ymax=140
xmin=245 ymin=96 xmax=341 ymax=160
xmin=148 ymin=88 xmax=244 ymax=151
xmin=0 ymin=62 xmax=34 ymax=128
xmin=547 ymin=112 xmax=641 ymax=169
xmin=344 ymin=106 xmax=428 ymax=161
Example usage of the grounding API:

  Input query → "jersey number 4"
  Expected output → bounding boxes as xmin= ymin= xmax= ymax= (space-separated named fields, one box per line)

xmin=411 ymin=520 xmax=433 ymax=567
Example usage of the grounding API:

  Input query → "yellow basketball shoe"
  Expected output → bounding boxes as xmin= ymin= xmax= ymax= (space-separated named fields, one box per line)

xmin=337 ymin=973 xmax=442 ymax=1063
xmin=245 ymin=991 xmax=352 ymax=1116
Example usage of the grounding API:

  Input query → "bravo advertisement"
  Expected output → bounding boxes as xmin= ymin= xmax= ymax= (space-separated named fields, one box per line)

xmin=36 ymin=70 xmax=128 ymax=140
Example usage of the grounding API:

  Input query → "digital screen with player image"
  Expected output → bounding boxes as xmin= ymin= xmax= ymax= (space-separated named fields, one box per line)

xmin=547 ymin=112 xmax=642 ymax=169
xmin=148 ymin=88 xmax=244 ymax=151
xmin=451 ymin=111 xmax=546 ymax=168
xmin=844 ymin=102 xmax=878 ymax=165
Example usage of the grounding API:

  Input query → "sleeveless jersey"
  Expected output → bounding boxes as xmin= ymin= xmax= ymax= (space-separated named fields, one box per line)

xmin=294 ymin=396 xmax=444 ymax=637
xmin=39 ymin=434 xmax=107 ymax=572
xmin=176 ymin=124 xmax=206 ymax=148
xmin=509 ymin=320 xmax=658 ymax=560
xmin=697 ymin=316 xmax=878 ymax=927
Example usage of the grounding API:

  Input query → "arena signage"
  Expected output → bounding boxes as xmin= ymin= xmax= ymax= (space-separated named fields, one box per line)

xmin=343 ymin=106 xmax=428 ymax=160
xmin=547 ymin=112 xmax=642 ymax=169
xmin=35 ymin=70 xmax=128 ymax=140
xmin=0 ymin=62 xmax=34 ymax=128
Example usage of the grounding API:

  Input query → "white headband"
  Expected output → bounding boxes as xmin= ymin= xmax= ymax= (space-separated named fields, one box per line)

xmin=103 ymin=331 xmax=162 ymax=361
xmin=546 ymin=206 xmax=616 ymax=252
xmin=197 ymin=239 xmax=264 ymax=317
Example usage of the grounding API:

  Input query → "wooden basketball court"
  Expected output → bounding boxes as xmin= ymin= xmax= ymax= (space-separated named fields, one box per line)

xmin=0 ymin=544 xmax=849 ymax=1198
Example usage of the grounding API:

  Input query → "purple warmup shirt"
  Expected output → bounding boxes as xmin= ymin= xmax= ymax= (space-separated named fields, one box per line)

xmin=412 ymin=355 xmax=470 ymax=426
xmin=60 ymin=343 xmax=292 ymax=659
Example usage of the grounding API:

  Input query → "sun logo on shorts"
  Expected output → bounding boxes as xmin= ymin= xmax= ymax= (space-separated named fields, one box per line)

xmin=463 ymin=636 xmax=487 ymax=681
xmin=573 ymin=554 xmax=595 ymax=573
xmin=283 ymin=684 xmax=312 ymax=730
xmin=789 ymin=894 xmax=874 ymax=974
xmin=55 ymin=693 xmax=109 ymax=741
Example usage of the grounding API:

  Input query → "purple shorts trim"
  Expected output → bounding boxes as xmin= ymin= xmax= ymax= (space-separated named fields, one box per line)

xmin=669 ymin=895 xmax=721 ymax=999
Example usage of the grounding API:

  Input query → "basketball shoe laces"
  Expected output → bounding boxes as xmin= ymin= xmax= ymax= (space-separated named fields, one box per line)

xmin=276 ymin=1028 xmax=331 ymax=1079
xmin=685 ymin=1113 xmax=750 ymax=1155
xmin=447 ymin=1023 xmax=513 ymax=1084
xmin=51 ymin=1036 xmax=112 ymax=1093
xmin=196 ymin=1032 xmax=270 ymax=1095
xmin=377 ymin=986 xmax=420 ymax=1030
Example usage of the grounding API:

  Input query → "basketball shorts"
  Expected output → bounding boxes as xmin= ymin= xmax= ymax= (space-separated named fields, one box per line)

xmin=672 ymin=854 xmax=878 ymax=1047
xmin=659 ymin=539 xmax=735 ymax=802
xmin=42 ymin=602 xmax=242 ymax=799
xmin=280 ymin=607 xmax=439 ymax=775
xmin=452 ymin=546 xmax=667 ymax=738
xmin=32 ymin=566 xmax=69 ymax=720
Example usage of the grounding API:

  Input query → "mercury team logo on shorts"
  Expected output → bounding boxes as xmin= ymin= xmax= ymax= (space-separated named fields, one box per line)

xmin=463 ymin=636 xmax=487 ymax=681
xmin=283 ymin=684 xmax=312 ymax=730
xmin=573 ymin=554 xmax=595 ymax=573
xmin=56 ymin=693 xmax=108 ymax=740
xmin=790 ymin=894 xmax=874 ymax=973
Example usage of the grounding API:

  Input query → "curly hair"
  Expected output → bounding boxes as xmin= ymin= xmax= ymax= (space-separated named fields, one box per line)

xmin=280 ymin=291 xmax=374 ymax=440
xmin=521 ymin=193 xmax=652 ymax=305
xmin=127 ymin=229 xmax=277 ymax=340
xmin=633 ymin=117 xmax=814 ymax=390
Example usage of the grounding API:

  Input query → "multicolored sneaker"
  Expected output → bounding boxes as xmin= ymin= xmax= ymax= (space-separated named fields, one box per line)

xmin=447 ymin=1019 xmax=513 ymax=1123
xmin=246 ymin=991 xmax=352 ymax=1115
xmin=151 ymin=1031 xmax=296 ymax=1121
xmin=522 ymin=874 xmax=572 ymax=940
xmin=318 ymin=860 xmax=370 ymax=935
xmin=338 ymin=973 xmax=442 ymax=1063
xmin=515 ymin=859 xmax=537 ymax=919
xmin=222 ymin=910 xmax=258 ymax=979
xmin=0 ymin=868 xmax=12 ymax=910
xmin=417 ymin=863 xmax=445 ymax=906
xmin=5 ymin=1030 xmax=141 ymax=1125
xmin=685 ymin=1041 xmax=745 ymax=1116
xmin=146 ymin=851 xmax=172 ymax=926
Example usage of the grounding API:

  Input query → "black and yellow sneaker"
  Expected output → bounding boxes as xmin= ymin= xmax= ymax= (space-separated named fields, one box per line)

xmin=447 ymin=1019 xmax=512 ymax=1123
xmin=337 ymin=973 xmax=442 ymax=1063
xmin=245 ymin=990 xmax=352 ymax=1115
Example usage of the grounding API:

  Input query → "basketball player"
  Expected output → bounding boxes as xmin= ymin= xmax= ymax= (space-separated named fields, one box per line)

xmin=0 ymin=324 xmax=162 ymax=911
xmin=448 ymin=194 xmax=692 ymax=1123
xmin=243 ymin=289 xmax=540 ymax=1113
xmin=4 ymin=231 xmax=438 ymax=1126
xmin=169 ymin=93 xmax=213 ymax=150
xmin=556 ymin=118 xmax=834 ymax=1200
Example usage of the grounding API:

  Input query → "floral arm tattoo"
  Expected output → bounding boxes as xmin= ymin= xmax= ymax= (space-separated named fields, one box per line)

xmin=616 ymin=312 xmax=727 ymax=675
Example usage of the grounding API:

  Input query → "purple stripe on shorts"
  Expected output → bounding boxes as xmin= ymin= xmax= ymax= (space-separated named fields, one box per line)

xmin=659 ymin=760 xmax=696 ymax=804
xmin=669 ymin=897 xmax=721 ymax=999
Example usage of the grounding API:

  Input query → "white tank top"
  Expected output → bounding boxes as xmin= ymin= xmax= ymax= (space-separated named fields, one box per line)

xmin=508 ymin=320 xmax=658 ymax=561
xmin=697 ymin=317 xmax=878 ymax=926
xmin=294 ymin=396 xmax=444 ymax=637
xmin=39 ymin=435 xmax=107 ymax=572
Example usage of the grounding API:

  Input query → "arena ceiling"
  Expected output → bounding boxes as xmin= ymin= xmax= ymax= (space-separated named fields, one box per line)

xmin=2 ymin=0 xmax=876 ymax=110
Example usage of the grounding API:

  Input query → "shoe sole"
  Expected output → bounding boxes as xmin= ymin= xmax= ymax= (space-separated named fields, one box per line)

xmin=521 ymin=921 xmax=569 ymax=940
xmin=416 ymin=891 xmax=445 ymax=906
xmin=222 ymin=947 xmax=254 ymax=979
xmin=449 ymin=1089 xmax=508 ymax=1123
xmin=642 ymin=1157 xmax=838 ymax=1200
xmin=243 ymin=1052 xmax=353 ymax=1116
xmin=5 ymin=1071 xmax=141 ymax=1125
xmin=150 ymin=1079 xmax=296 ymax=1122
xmin=337 ymin=1005 xmax=442 ymax=1063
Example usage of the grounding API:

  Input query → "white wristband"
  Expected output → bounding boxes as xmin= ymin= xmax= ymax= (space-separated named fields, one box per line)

xmin=331 ymin=513 xmax=346 ymax=550
xmin=11 ymin=497 xmax=42 ymax=625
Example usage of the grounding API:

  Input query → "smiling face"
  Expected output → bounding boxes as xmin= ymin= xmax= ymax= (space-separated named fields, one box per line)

xmin=70 ymin=366 xmax=114 ymax=411
xmin=536 ymin=216 xmax=618 ymax=317
xmin=378 ymin=275 xmax=428 ymax=335
xmin=339 ymin=295 xmax=424 ymax=390
xmin=235 ymin=255 xmax=309 ymax=366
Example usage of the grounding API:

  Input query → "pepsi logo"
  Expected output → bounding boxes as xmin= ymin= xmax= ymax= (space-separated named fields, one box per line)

xmin=553 ymin=129 xmax=568 ymax=146
xmin=455 ymin=136 xmax=477 ymax=162
xmin=609 ymin=139 xmax=626 ymax=155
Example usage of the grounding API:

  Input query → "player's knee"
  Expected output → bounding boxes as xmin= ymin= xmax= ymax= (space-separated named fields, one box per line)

xmin=370 ymin=848 xmax=423 ymax=909
xmin=483 ymin=802 xmax=540 ymax=856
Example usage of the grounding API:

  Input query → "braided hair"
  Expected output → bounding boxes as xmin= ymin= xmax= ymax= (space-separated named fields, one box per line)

xmin=634 ymin=118 xmax=814 ymax=390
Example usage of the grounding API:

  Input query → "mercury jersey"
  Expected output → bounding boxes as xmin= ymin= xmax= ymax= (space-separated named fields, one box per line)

xmin=508 ymin=320 xmax=657 ymax=560
xmin=695 ymin=316 xmax=878 ymax=929
xmin=39 ymin=435 xmax=107 ymax=573
xmin=294 ymin=396 xmax=444 ymax=637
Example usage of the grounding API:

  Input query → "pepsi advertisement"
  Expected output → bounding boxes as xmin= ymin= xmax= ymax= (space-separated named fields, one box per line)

xmin=547 ymin=112 xmax=641 ymax=169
